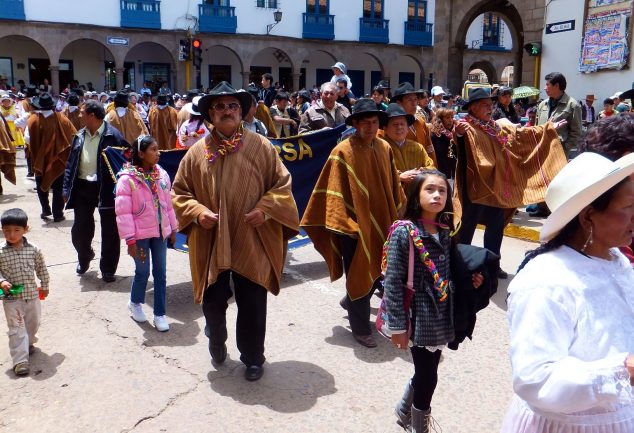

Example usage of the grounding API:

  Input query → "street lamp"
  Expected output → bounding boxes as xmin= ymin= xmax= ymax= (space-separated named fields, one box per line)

xmin=266 ymin=10 xmax=282 ymax=35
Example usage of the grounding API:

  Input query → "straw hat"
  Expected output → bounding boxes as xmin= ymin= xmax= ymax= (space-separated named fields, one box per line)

xmin=540 ymin=152 xmax=634 ymax=241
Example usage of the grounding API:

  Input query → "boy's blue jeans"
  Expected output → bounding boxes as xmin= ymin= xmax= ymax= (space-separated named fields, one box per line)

xmin=130 ymin=237 xmax=167 ymax=316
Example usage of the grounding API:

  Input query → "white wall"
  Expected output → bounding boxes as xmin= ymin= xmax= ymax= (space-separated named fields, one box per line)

xmin=60 ymin=40 xmax=114 ymax=89
xmin=0 ymin=37 xmax=48 ymax=85
xmin=25 ymin=0 xmax=120 ymax=27
xmin=541 ymin=0 xmax=634 ymax=103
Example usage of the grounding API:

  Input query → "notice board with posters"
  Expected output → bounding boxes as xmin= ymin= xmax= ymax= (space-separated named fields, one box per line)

xmin=579 ymin=0 xmax=634 ymax=73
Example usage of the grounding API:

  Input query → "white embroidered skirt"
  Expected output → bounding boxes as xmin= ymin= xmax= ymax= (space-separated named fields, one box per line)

xmin=501 ymin=395 xmax=634 ymax=433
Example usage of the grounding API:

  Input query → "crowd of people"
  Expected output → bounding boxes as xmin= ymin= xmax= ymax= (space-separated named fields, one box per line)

xmin=1 ymin=59 xmax=634 ymax=433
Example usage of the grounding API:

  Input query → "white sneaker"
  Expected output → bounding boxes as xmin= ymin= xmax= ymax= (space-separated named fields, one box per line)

xmin=153 ymin=315 xmax=169 ymax=332
xmin=128 ymin=301 xmax=147 ymax=323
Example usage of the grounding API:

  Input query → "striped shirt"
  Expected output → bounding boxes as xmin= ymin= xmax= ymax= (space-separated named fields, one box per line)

xmin=0 ymin=238 xmax=49 ymax=300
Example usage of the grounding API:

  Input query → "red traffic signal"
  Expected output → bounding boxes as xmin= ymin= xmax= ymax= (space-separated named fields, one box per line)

xmin=192 ymin=38 xmax=202 ymax=49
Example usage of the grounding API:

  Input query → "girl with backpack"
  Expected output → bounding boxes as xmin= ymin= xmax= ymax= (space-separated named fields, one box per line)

xmin=115 ymin=135 xmax=178 ymax=332
xmin=383 ymin=169 xmax=483 ymax=432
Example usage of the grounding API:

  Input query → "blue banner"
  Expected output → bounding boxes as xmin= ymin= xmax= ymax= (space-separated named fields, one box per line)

xmin=103 ymin=125 xmax=347 ymax=251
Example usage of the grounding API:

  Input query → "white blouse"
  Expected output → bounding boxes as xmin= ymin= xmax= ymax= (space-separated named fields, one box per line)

xmin=501 ymin=246 xmax=634 ymax=432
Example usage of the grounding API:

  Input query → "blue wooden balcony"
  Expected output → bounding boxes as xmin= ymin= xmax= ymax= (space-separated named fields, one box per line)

xmin=359 ymin=17 xmax=389 ymax=44
xmin=302 ymin=13 xmax=335 ymax=40
xmin=0 ymin=0 xmax=25 ymax=20
xmin=120 ymin=0 xmax=161 ymax=29
xmin=198 ymin=4 xmax=237 ymax=34
xmin=404 ymin=21 xmax=433 ymax=47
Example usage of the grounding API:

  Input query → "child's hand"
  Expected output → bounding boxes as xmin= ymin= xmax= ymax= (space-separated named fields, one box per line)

xmin=170 ymin=231 xmax=177 ymax=245
xmin=472 ymin=272 xmax=484 ymax=289
xmin=1 ymin=280 xmax=11 ymax=293
xmin=128 ymin=244 xmax=137 ymax=258
xmin=40 ymin=289 xmax=49 ymax=299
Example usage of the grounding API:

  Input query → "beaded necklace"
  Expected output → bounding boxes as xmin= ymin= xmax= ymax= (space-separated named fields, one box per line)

xmin=204 ymin=126 xmax=243 ymax=163
xmin=381 ymin=221 xmax=449 ymax=302
xmin=465 ymin=114 xmax=509 ymax=148
xmin=124 ymin=163 xmax=161 ymax=208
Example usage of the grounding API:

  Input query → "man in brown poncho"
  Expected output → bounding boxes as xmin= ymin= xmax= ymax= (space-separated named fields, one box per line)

xmin=0 ymin=113 xmax=16 ymax=195
xmin=172 ymin=81 xmax=299 ymax=382
xmin=148 ymin=94 xmax=177 ymax=150
xmin=301 ymin=98 xmax=406 ymax=348
xmin=28 ymin=94 xmax=76 ymax=222
xmin=105 ymin=91 xmax=148 ymax=145
xmin=454 ymin=88 xmax=567 ymax=277
xmin=63 ymin=92 xmax=83 ymax=131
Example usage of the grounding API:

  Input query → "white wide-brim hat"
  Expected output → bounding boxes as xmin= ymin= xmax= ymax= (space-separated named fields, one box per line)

xmin=185 ymin=96 xmax=202 ymax=116
xmin=541 ymin=152 xmax=634 ymax=241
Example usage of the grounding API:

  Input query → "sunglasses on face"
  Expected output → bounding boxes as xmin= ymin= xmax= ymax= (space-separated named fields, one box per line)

xmin=212 ymin=102 xmax=240 ymax=112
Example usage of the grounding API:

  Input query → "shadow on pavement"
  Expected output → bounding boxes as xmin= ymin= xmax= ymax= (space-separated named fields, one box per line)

xmin=207 ymin=360 xmax=337 ymax=413
xmin=281 ymin=261 xmax=331 ymax=289
xmin=491 ymin=275 xmax=513 ymax=312
xmin=0 ymin=193 xmax=22 ymax=204
xmin=324 ymin=325 xmax=413 ymax=364
xmin=4 ymin=350 xmax=65 ymax=381
xmin=78 ymin=271 xmax=131 ymax=293
xmin=141 ymin=282 xmax=203 ymax=348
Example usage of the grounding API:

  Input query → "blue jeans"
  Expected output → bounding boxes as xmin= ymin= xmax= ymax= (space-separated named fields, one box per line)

xmin=130 ymin=237 xmax=167 ymax=316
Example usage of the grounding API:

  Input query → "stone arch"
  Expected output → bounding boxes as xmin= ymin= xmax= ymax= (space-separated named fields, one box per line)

xmin=59 ymin=38 xmax=116 ymax=91
xmin=0 ymin=35 xmax=51 ymax=89
xmin=248 ymin=46 xmax=295 ymax=90
xmin=500 ymin=62 xmax=515 ymax=86
xmin=467 ymin=60 xmax=498 ymax=84
xmin=449 ymin=0 xmax=525 ymax=90
xmin=300 ymin=49 xmax=338 ymax=91
xmin=395 ymin=54 xmax=426 ymax=89
xmin=205 ymin=44 xmax=245 ymax=89
xmin=345 ymin=51 xmax=384 ymax=96
xmin=124 ymin=41 xmax=177 ymax=92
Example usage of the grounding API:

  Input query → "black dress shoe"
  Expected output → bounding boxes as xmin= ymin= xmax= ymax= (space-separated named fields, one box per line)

xmin=245 ymin=365 xmax=264 ymax=381
xmin=76 ymin=251 xmax=95 ymax=275
xmin=102 ymin=273 xmax=116 ymax=283
xmin=40 ymin=211 xmax=52 ymax=220
xmin=209 ymin=342 xmax=227 ymax=364
xmin=498 ymin=269 xmax=509 ymax=279
xmin=53 ymin=216 xmax=66 ymax=222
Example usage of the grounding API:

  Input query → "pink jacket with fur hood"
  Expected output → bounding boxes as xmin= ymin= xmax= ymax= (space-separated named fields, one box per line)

xmin=115 ymin=163 xmax=178 ymax=245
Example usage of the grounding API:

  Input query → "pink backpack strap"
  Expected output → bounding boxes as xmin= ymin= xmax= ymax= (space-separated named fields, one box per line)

xmin=406 ymin=234 xmax=414 ymax=290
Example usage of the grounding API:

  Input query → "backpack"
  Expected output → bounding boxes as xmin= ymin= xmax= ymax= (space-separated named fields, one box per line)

xmin=375 ymin=221 xmax=416 ymax=339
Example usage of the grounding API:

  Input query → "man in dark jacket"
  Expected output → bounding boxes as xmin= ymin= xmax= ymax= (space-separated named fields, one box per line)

xmin=63 ymin=100 xmax=129 ymax=282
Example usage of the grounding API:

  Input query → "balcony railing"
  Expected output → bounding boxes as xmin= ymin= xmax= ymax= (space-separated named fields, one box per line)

xmin=359 ymin=17 xmax=389 ymax=44
xmin=199 ymin=4 xmax=237 ymax=34
xmin=302 ymin=13 xmax=335 ymax=40
xmin=404 ymin=20 xmax=433 ymax=46
xmin=120 ymin=0 xmax=161 ymax=29
xmin=471 ymin=39 xmax=510 ymax=52
xmin=0 ymin=0 xmax=25 ymax=20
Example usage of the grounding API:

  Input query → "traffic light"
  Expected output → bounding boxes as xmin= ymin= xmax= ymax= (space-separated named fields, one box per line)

xmin=192 ymin=38 xmax=203 ymax=68
xmin=523 ymin=42 xmax=542 ymax=57
xmin=178 ymin=38 xmax=191 ymax=61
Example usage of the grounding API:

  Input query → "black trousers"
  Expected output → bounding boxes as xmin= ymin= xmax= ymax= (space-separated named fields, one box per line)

xmin=340 ymin=235 xmax=373 ymax=336
xmin=70 ymin=179 xmax=120 ymax=274
xmin=458 ymin=190 xmax=505 ymax=256
xmin=411 ymin=346 xmax=442 ymax=410
xmin=202 ymin=271 xmax=268 ymax=367
xmin=35 ymin=174 xmax=64 ymax=219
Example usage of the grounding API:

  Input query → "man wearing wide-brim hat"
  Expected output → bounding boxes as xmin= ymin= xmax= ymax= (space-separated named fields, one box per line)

xmin=27 ymin=93 xmax=77 ymax=222
xmin=381 ymin=103 xmax=434 ymax=188
xmin=172 ymin=81 xmax=299 ymax=382
xmin=104 ymin=91 xmax=148 ymax=145
xmin=384 ymin=82 xmax=438 ymax=167
xmin=148 ymin=94 xmax=177 ymax=150
xmin=453 ymin=87 xmax=568 ymax=277
xmin=301 ymin=98 xmax=406 ymax=349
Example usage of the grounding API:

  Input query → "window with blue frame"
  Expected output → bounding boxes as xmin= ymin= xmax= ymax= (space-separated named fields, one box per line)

xmin=306 ymin=0 xmax=328 ymax=14
xmin=407 ymin=0 xmax=426 ymax=22
xmin=256 ymin=0 xmax=278 ymax=8
xmin=363 ymin=0 xmax=383 ymax=19
xmin=205 ymin=0 xmax=230 ymax=5
xmin=483 ymin=13 xmax=501 ymax=47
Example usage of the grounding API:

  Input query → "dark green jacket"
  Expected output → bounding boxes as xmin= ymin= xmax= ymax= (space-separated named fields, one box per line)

xmin=537 ymin=92 xmax=582 ymax=153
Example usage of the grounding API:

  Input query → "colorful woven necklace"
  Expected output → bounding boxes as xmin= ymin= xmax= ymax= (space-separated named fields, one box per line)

xmin=204 ymin=126 xmax=244 ymax=163
xmin=381 ymin=221 xmax=449 ymax=302
xmin=124 ymin=163 xmax=161 ymax=208
xmin=465 ymin=114 xmax=509 ymax=148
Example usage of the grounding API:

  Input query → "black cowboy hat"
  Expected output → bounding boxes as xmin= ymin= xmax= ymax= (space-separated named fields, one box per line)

xmin=70 ymin=88 xmax=84 ymax=97
xmin=620 ymin=88 xmax=634 ymax=101
xmin=184 ymin=89 xmax=200 ymax=102
xmin=462 ymin=87 xmax=492 ymax=111
xmin=391 ymin=82 xmax=422 ymax=101
xmin=377 ymin=80 xmax=391 ymax=90
xmin=157 ymin=94 xmax=168 ymax=105
xmin=67 ymin=93 xmax=80 ymax=106
xmin=382 ymin=103 xmax=415 ymax=127
xmin=114 ymin=91 xmax=129 ymax=107
xmin=197 ymin=81 xmax=252 ymax=122
xmin=246 ymin=85 xmax=259 ymax=99
xmin=25 ymin=84 xmax=38 ymax=98
xmin=31 ymin=94 xmax=55 ymax=110
xmin=345 ymin=98 xmax=388 ymax=126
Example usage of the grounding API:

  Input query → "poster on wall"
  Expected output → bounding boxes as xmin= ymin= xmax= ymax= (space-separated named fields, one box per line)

xmin=579 ymin=0 xmax=633 ymax=73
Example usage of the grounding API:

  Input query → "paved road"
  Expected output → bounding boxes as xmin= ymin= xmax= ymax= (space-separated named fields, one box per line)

xmin=0 ymin=154 xmax=537 ymax=433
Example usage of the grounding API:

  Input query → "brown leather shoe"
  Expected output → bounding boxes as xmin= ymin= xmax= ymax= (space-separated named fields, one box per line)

xmin=353 ymin=333 xmax=377 ymax=348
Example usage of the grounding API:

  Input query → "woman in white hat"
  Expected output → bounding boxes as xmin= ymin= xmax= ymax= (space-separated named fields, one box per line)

xmin=501 ymin=152 xmax=634 ymax=432
xmin=176 ymin=96 xmax=209 ymax=149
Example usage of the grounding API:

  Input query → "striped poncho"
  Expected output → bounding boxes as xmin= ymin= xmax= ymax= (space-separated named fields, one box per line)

xmin=301 ymin=135 xmax=406 ymax=300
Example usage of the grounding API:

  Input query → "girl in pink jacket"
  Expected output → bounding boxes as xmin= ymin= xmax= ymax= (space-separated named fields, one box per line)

xmin=115 ymin=136 xmax=178 ymax=332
